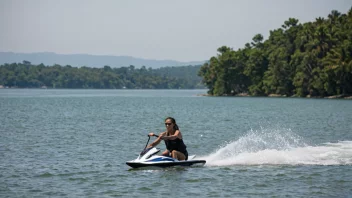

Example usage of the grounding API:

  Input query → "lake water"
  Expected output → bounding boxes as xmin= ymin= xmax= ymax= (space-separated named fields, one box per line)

xmin=1 ymin=89 xmax=351 ymax=197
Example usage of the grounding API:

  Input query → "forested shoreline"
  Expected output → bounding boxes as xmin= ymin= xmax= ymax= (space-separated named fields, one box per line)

xmin=1 ymin=8 xmax=351 ymax=97
xmin=0 ymin=62 xmax=204 ymax=89
xmin=198 ymin=8 xmax=352 ymax=98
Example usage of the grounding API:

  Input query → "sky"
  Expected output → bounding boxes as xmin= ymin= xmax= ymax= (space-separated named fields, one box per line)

xmin=1 ymin=0 xmax=351 ymax=62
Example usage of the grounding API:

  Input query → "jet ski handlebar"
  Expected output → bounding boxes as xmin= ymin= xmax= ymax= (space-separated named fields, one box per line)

xmin=144 ymin=133 xmax=159 ymax=150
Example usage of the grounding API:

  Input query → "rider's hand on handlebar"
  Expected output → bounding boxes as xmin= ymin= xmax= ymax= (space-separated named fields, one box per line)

xmin=148 ymin=132 xmax=155 ymax=137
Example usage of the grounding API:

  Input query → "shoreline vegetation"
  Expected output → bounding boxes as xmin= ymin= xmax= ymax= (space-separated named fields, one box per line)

xmin=0 ymin=63 xmax=204 ymax=89
xmin=197 ymin=93 xmax=352 ymax=99
xmin=1 ymin=9 xmax=351 ymax=100
xmin=198 ymin=8 xmax=352 ymax=98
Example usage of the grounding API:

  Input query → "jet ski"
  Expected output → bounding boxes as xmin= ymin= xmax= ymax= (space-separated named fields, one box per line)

xmin=126 ymin=135 xmax=206 ymax=168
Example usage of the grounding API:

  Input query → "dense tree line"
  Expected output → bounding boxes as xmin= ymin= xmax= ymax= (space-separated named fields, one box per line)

xmin=199 ymin=8 xmax=352 ymax=97
xmin=0 ymin=61 xmax=204 ymax=89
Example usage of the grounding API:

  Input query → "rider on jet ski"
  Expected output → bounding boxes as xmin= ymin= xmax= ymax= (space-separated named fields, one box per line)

xmin=148 ymin=117 xmax=188 ymax=160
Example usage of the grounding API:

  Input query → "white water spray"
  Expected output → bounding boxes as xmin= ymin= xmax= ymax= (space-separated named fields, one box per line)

xmin=200 ymin=128 xmax=352 ymax=166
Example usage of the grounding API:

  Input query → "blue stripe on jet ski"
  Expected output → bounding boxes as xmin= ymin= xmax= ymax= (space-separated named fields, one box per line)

xmin=147 ymin=158 xmax=175 ymax=162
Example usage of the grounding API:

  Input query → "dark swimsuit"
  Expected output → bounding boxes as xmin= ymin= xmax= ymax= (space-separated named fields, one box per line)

xmin=164 ymin=138 xmax=188 ymax=160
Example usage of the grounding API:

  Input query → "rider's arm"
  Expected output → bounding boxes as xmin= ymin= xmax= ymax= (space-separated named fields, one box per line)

xmin=162 ymin=130 xmax=182 ymax=140
xmin=148 ymin=132 xmax=165 ymax=147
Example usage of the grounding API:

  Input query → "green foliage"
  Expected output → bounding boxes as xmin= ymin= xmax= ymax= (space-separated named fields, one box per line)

xmin=0 ymin=61 xmax=204 ymax=89
xmin=198 ymin=7 xmax=352 ymax=97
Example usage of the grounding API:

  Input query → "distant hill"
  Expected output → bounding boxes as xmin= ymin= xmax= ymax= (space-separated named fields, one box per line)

xmin=0 ymin=52 xmax=206 ymax=68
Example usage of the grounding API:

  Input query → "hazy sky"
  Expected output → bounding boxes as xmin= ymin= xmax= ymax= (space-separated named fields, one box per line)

xmin=1 ymin=0 xmax=351 ymax=62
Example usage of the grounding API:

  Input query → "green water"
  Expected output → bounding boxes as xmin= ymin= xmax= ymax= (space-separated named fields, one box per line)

xmin=1 ymin=89 xmax=351 ymax=197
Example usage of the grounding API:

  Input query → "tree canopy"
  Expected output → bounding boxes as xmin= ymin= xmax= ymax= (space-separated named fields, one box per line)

xmin=198 ymin=8 xmax=352 ymax=97
xmin=0 ymin=62 xmax=204 ymax=89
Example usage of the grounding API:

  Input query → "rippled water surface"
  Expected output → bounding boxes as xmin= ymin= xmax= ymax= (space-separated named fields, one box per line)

xmin=1 ymin=89 xmax=352 ymax=197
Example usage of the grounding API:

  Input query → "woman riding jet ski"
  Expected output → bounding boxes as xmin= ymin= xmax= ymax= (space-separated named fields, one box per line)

xmin=126 ymin=117 xmax=206 ymax=168
xmin=148 ymin=117 xmax=188 ymax=160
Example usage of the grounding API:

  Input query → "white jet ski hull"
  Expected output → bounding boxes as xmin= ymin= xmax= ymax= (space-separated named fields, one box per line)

xmin=126 ymin=147 xmax=206 ymax=168
xmin=126 ymin=159 xmax=206 ymax=168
